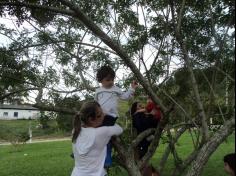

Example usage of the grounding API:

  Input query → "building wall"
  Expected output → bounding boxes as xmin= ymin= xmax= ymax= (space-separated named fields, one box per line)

xmin=0 ymin=109 xmax=40 ymax=120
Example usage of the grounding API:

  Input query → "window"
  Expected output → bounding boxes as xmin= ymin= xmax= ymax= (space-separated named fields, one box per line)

xmin=14 ymin=112 xmax=18 ymax=118
xmin=3 ymin=112 xmax=8 ymax=117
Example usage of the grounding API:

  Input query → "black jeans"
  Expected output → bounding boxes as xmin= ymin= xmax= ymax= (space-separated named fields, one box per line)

xmin=138 ymin=139 xmax=151 ymax=159
xmin=101 ymin=115 xmax=118 ymax=127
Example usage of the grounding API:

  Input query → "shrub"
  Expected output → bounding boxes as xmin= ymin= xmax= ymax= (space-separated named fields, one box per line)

xmin=56 ymin=113 xmax=73 ymax=132
xmin=39 ymin=112 xmax=50 ymax=129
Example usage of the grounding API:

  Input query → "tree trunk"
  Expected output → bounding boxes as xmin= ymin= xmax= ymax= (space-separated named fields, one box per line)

xmin=170 ymin=0 xmax=210 ymax=142
xmin=126 ymin=160 xmax=143 ymax=176
xmin=185 ymin=117 xmax=235 ymax=176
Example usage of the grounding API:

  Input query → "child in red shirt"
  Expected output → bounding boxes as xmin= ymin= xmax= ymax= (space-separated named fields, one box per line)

xmin=146 ymin=97 xmax=162 ymax=121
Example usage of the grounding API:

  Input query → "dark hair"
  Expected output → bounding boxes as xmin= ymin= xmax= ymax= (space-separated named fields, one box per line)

xmin=97 ymin=65 xmax=115 ymax=82
xmin=224 ymin=153 xmax=235 ymax=173
xmin=72 ymin=101 xmax=101 ymax=143
xmin=130 ymin=102 xmax=139 ymax=116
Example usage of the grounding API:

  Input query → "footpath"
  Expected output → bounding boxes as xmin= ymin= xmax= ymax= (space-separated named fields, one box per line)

xmin=0 ymin=137 xmax=71 ymax=146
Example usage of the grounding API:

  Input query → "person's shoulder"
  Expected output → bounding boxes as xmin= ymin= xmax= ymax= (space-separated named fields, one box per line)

xmin=110 ymin=85 xmax=119 ymax=90
xmin=95 ymin=86 xmax=104 ymax=92
xmin=95 ymin=125 xmax=121 ymax=132
xmin=112 ymin=85 xmax=123 ymax=93
xmin=94 ymin=126 xmax=111 ymax=136
xmin=77 ymin=128 xmax=96 ymax=143
xmin=81 ymin=127 xmax=96 ymax=133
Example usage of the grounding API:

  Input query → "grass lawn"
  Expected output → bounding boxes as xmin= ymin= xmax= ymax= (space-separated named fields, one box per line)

xmin=0 ymin=141 xmax=73 ymax=176
xmin=0 ymin=120 xmax=70 ymax=141
xmin=0 ymin=132 xmax=234 ymax=176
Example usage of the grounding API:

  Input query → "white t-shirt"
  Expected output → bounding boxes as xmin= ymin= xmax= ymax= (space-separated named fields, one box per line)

xmin=71 ymin=124 xmax=123 ymax=176
xmin=95 ymin=86 xmax=135 ymax=117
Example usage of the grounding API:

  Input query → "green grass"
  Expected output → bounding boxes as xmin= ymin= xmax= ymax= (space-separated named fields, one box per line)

xmin=152 ymin=133 xmax=235 ymax=176
xmin=0 ymin=120 xmax=70 ymax=141
xmin=0 ymin=141 xmax=73 ymax=176
xmin=0 ymin=133 xmax=234 ymax=176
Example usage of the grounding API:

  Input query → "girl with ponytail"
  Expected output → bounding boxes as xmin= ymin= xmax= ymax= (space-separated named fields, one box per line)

xmin=71 ymin=101 xmax=123 ymax=176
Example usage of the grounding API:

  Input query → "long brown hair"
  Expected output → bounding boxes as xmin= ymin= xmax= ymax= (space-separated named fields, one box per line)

xmin=72 ymin=101 xmax=101 ymax=143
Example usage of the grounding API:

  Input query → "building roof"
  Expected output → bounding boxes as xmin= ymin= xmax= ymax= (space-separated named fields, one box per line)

xmin=0 ymin=104 xmax=39 ymax=111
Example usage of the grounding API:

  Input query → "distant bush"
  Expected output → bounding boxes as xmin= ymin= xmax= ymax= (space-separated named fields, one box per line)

xmin=56 ymin=113 xmax=73 ymax=132
xmin=39 ymin=112 xmax=50 ymax=129
xmin=54 ymin=95 xmax=82 ymax=132
xmin=0 ymin=125 xmax=29 ymax=152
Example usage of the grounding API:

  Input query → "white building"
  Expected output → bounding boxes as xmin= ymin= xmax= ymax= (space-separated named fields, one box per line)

xmin=0 ymin=104 xmax=40 ymax=120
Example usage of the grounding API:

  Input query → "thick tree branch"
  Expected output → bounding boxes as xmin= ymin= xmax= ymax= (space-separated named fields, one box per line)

xmin=159 ymin=126 xmax=187 ymax=173
xmin=9 ymin=40 xmax=117 ymax=55
xmin=185 ymin=117 xmax=235 ymax=176
xmin=33 ymin=103 xmax=77 ymax=114
xmin=0 ymin=88 xmax=39 ymax=100
xmin=112 ymin=137 xmax=143 ymax=176
xmin=177 ymin=0 xmax=186 ymax=33
xmin=166 ymin=127 xmax=183 ymax=172
xmin=35 ymin=88 xmax=43 ymax=104
xmin=0 ymin=2 xmax=75 ymax=17
xmin=172 ymin=149 xmax=200 ymax=176
xmin=130 ymin=128 xmax=156 ymax=149
xmin=112 ymin=137 xmax=129 ymax=166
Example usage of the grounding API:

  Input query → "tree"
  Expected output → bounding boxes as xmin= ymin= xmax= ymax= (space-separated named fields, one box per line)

xmin=0 ymin=0 xmax=235 ymax=175
xmin=54 ymin=95 xmax=82 ymax=131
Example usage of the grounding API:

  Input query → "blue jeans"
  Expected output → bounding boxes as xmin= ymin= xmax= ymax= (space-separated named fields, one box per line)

xmin=104 ymin=142 xmax=113 ymax=167
xmin=101 ymin=115 xmax=118 ymax=167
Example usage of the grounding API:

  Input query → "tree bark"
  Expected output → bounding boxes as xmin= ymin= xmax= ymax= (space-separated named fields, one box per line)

xmin=0 ymin=88 xmax=39 ymax=100
xmin=185 ymin=117 xmax=235 ymax=176
xmin=0 ymin=2 xmax=75 ymax=16
xmin=113 ymin=137 xmax=143 ymax=176
xmin=33 ymin=103 xmax=76 ymax=114
xmin=159 ymin=126 xmax=187 ymax=174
